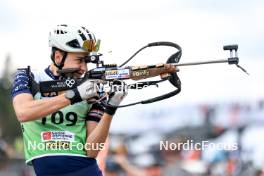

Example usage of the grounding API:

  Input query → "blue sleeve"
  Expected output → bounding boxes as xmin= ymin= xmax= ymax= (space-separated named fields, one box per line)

xmin=11 ymin=69 xmax=32 ymax=98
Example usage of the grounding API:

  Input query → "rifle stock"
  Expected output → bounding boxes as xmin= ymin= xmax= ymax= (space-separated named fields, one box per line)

xmin=39 ymin=63 xmax=178 ymax=93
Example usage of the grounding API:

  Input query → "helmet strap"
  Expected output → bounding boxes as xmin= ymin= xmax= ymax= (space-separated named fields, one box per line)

xmin=51 ymin=47 xmax=68 ymax=70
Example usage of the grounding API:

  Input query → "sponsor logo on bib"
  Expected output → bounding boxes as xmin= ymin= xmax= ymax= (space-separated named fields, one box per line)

xmin=41 ymin=131 xmax=75 ymax=142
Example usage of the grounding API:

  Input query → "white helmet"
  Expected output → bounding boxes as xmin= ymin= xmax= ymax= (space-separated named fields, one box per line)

xmin=48 ymin=24 xmax=100 ymax=53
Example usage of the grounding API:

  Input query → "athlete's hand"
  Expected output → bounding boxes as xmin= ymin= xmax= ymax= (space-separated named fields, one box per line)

xmin=103 ymin=81 xmax=127 ymax=116
xmin=65 ymin=80 xmax=99 ymax=104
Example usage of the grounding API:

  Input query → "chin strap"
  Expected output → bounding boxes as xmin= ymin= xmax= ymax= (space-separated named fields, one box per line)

xmin=51 ymin=47 xmax=68 ymax=70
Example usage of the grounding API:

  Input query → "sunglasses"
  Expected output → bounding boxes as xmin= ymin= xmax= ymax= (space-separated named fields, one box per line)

xmin=82 ymin=39 xmax=101 ymax=52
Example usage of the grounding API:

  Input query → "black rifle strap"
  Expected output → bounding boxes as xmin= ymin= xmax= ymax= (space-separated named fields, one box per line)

xmin=25 ymin=66 xmax=39 ymax=96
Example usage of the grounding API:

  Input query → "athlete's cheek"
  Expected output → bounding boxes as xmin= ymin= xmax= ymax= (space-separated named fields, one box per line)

xmin=80 ymin=63 xmax=87 ymax=72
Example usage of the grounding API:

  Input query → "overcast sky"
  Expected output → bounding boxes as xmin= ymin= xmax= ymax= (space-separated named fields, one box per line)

xmin=1 ymin=0 xmax=264 ymax=132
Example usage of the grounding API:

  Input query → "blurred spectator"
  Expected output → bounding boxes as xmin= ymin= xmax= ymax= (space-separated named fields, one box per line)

xmin=161 ymin=136 xmax=191 ymax=176
xmin=0 ymin=138 xmax=17 ymax=159
xmin=0 ymin=148 xmax=8 ymax=171
xmin=105 ymin=138 xmax=147 ymax=176
xmin=256 ymin=169 xmax=264 ymax=176
xmin=133 ymin=152 xmax=162 ymax=176
xmin=114 ymin=155 xmax=147 ymax=176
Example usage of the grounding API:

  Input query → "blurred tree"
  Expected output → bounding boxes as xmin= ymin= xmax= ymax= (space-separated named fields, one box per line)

xmin=0 ymin=55 xmax=21 ymax=142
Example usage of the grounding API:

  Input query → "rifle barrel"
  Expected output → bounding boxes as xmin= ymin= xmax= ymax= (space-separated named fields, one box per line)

xmin=171 ymin=59 xmax=228 ymax=67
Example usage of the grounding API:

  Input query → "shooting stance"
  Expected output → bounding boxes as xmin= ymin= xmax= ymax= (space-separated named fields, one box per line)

xmin=10 ymin=23 xmax=245 ymax=176
xmin=11 ymin=24 xmax=129 ymax=176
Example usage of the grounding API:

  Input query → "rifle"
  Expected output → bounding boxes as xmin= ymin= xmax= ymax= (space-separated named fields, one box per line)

xmin=25 ymin=42 xmax=248 ymax=107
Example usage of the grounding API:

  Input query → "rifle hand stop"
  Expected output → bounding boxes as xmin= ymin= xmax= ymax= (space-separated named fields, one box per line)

xmin=223 ymin=44 xmax=249 ymax=75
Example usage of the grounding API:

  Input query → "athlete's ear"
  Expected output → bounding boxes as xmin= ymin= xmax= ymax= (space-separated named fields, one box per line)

xmin=54 ymin=50 xmax=63 ymax=66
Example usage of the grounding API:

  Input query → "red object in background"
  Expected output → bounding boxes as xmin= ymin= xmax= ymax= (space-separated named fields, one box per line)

xmin=226 ymin=158 xmax=236 ymax=175
xmin=185 ymin=150 xmax=201 ymax=161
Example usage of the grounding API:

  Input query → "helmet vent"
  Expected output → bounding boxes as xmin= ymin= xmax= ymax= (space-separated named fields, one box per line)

xmin=55 ymin=30 xmax=67 ymax=34
xmin=81 ymin=26 xmax=89 ymax=34
xmin=66 ymin=39 xmax=80 ymax=48
xmin=78 ymin=30 xmax=87 ymax=41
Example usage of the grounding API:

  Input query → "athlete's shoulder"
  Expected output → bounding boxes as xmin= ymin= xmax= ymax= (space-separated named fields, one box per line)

xmin=11 ymin=67 xmax=33 ymax=98
xmin=31 ymin=67 xmax=54 ymax=83
xmin=11 ymin=66 xmax=51 ymax=98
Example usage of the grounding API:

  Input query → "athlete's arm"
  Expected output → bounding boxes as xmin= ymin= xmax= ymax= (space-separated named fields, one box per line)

xmin=11 ymin=69 xmax=70 ymax=122
xmin=86 ymin=91 xmax=127 ymax=158
xmin=12 ymin=69 xmax=97 ymax=122
xmin=13 ymin=93 xmax=70 ymax=122
xmin=86 ymin=113 xmax=113 ymax=158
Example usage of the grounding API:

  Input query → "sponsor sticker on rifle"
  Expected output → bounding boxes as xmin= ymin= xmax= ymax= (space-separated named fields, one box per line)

xmin=131 ymin=70 xmax=150 ymax=77
xmin=105 ymin=69 xmax=130 ymax=80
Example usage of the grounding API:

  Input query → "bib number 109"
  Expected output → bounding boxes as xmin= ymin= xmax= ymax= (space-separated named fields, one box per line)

xmin=41 ymin=111 xmax=77 ymax=126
